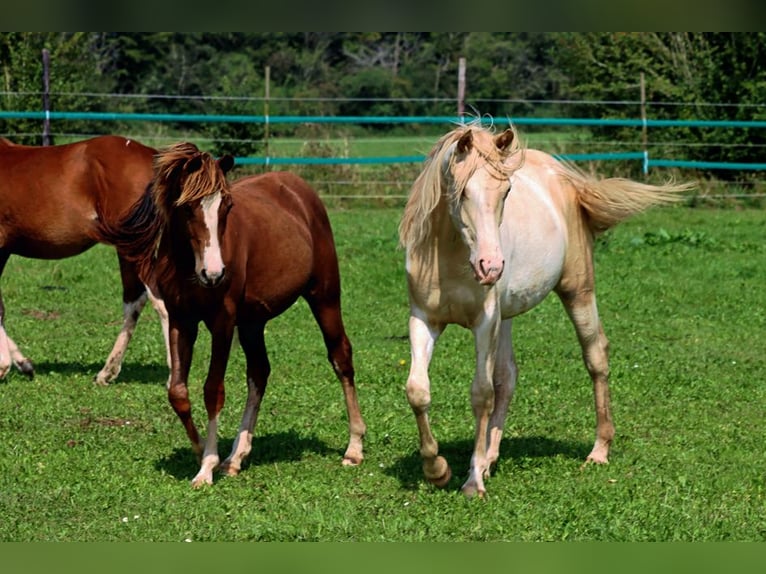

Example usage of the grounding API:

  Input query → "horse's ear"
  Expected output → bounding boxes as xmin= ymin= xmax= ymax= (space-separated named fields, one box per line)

xmin=184 ymin=155 xmax=204 ymax=174
xmin=495 ymin=128 xmax=515 ymax=153
xmin=218 ymin=154 xmax=235 ymax=175
xmin=456 ymin=130 xmax=473 ymax=155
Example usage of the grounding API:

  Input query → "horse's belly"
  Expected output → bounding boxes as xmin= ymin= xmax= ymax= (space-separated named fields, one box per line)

xmin=501 ymin=281 xmax=556 ymax=317
xmin=4 ymin=212 xmax=98 ymax=259
xmin=11 ymin=234 xmax=95 ymax=259
xmin=499 ymin=257 xmax=563 ymax=317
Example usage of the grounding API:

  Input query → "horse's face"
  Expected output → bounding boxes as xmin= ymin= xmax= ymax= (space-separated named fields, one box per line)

xmin=182 ymin=190 xmax=233 ymax=287
xmin=175 ymin=155 xmax=235 ymax=288
xmin=447 ymin=129 xmax=514 ymax=286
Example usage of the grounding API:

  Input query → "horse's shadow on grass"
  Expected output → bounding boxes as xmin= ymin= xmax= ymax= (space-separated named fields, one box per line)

xmin=24 ymin=360 xmax=167 ymax=385
xmin=155 ymin=431 xmax=336 ymax=481
xmin=385 ymin=435 xmax=590 ymax=491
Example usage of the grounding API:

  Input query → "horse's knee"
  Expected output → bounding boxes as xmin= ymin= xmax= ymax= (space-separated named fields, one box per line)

xmin=168 ymin=384 xmax=191 ymax=415
xmin=470 ymin=380 xmax=495 ymax=415
xmin=406 ymin=378 xmax=430 ymax=412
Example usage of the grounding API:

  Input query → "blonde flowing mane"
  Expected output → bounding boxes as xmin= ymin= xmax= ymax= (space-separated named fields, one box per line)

xmin=398 ymin=122 xmax=525 ymax=250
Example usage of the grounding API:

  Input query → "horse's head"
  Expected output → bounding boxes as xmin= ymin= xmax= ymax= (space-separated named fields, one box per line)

xmin=444 ymin=126 xmax=520 ymax=286
xmin=154 ymin=143 xmax=235 ymax=288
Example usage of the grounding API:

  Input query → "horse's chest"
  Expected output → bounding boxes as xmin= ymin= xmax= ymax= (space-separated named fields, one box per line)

xmin=408 ymin=274 xmax=486 ymax=328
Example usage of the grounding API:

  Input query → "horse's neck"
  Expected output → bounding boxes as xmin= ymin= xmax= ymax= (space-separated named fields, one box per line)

xmin=154 ymin=222 xmax=194 ymax=283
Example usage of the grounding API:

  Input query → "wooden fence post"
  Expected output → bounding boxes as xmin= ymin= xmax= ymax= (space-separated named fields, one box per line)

xmin=640 ymin=71 xmax=648 ymax=174
xmin=457 ymin=57 xmax=466 ymax=121
xmin=264 ymin=65 xmax=270 ymax=170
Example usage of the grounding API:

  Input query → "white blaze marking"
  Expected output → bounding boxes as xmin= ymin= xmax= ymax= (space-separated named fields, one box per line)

xmin=200 ymin=193 xmax=224 ymax=278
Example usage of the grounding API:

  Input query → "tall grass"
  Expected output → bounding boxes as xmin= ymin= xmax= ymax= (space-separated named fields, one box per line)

xmin=0 ymin=205 xmax=764 ymax=541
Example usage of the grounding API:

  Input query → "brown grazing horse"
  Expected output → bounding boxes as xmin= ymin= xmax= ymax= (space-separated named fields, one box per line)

xmin=98 ymin=142 xmax=366 ymax=487
xmin=0 ymin=135 xmax=169 ymax=385
xmin=399 ymin=123 xmax=695 ymax=497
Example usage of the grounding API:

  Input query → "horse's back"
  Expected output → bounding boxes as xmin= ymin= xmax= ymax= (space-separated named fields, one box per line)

xmin=227 ymin=172 xmax=340 ymax=318
xmin=231 ymin=171 xmax=336 ymax=245
xmin=0 ymin=135 xmax=156 ymax=257
xmin=232 ymin=170 xmax=328 ymax=220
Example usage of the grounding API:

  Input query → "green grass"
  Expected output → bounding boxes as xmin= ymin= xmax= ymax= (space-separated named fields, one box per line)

xmin=0 ymin=205 xmax=764 ymax=541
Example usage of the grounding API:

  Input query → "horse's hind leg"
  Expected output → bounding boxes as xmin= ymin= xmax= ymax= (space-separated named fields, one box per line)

xmin=557 ymin=287 xmax=614 ymax=465
xmin=94 ymin=257 xmax=148 ymax=386
xmin=306 ymin=294 xmax=366 ymax=466
xmin=220 ymin=323 xmax=269 ymax=476
xmin=0 ymin=254 xmax=34 ymax=379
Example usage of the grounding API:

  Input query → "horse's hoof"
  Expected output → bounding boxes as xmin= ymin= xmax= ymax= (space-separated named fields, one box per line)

xmin=17 ymin=360 xmax=34 ymax=379
xmin=460 ymin=482 xmax=487 ymax=499
xmin=425 ymin=458 xmax=452 ymax=488
xmin=218 ymin=462 xmax=240 ymax=477
xmin=93 ymin=375 xmax=109 ymax=387
xmin=342 ymin=452 xmax=363 ymax=466
xmin=191 ymin=475 xmax=213 ymax=489
xmin=580 ymin=460 xmax=609 ymax=470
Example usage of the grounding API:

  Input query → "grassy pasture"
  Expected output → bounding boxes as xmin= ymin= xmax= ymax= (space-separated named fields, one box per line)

xmin=0 ymin=204 xmax=764 ymax=541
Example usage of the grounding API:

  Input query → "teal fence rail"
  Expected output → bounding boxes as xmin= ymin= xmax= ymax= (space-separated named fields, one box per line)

xmin=2 ymin=111 xmax=766 ymax=172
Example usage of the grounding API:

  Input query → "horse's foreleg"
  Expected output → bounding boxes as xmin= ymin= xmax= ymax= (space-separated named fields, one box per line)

xmin=485 ymin=318 xmax=517 ymax=471
xmin=463 ymin=306 xmax=501 ymax=498
xmin=191 ymin=325 xmax=233 ymax=488
xmin=167 ymin=321 xmax=203 ymax=460
xmin=405 ymin=313 xmax=450 ymax=487
xmin=560 ymin=290 xmax=613 ymax=465
xmin=220 ymin=324 xmax=269 ymax=476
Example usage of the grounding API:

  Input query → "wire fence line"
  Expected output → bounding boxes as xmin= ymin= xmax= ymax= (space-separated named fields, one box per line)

xmin=2 ymin=92 xmax=766 ymax=203
xmin=5 ymin=90 xmax=766 ymax=109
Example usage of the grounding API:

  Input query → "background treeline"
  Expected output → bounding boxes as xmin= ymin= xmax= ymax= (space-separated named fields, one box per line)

xmin=2 ymin=32 xmax=766 ymax=170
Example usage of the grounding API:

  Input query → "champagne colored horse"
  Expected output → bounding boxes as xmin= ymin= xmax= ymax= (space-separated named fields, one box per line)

xmin=399 ymin=123 xmax=694 ymax=497
xmin=0 ymin=136 xmax=168 ymax=385
xmin=99 ymin=143 xmax=365 ymax=487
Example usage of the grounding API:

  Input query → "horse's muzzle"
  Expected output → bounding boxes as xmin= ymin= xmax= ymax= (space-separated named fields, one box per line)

xmin=474 ymin=258 xmax=504 ymax=286
xmin=199 ymin=267 xmax=226 ymax=288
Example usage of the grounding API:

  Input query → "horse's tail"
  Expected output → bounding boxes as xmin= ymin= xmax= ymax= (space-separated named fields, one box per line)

xmin=560 ymin=162 xmax=696 ymax=234
xmin=96 ymin=189 xmax=161 ymax=266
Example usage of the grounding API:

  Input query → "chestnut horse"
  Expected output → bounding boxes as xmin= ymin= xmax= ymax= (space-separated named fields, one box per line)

xmin=98 ymin=142 xmax=366 ymax=487
xmin=399 ymin=123 xmax=694 ymax=497
xmin=0 ymin=135 xmax=168 ymax=385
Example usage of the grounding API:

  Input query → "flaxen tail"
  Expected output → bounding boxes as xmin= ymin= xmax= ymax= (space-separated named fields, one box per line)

xmin=558 ymin=161 xmax=696 ymax=234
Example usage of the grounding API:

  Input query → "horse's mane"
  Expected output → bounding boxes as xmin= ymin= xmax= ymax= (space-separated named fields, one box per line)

xmin=98 ymin=142 xmax=229 ymax=268
xmin=398 ymin=121 xmax=525 ymax=251
xmin=152 ymin=141 xmax=230 ymax=221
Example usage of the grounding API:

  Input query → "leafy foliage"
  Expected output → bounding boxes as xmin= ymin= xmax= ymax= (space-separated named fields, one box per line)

xmin=3 ymin=33 xmax=766 ymax=173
